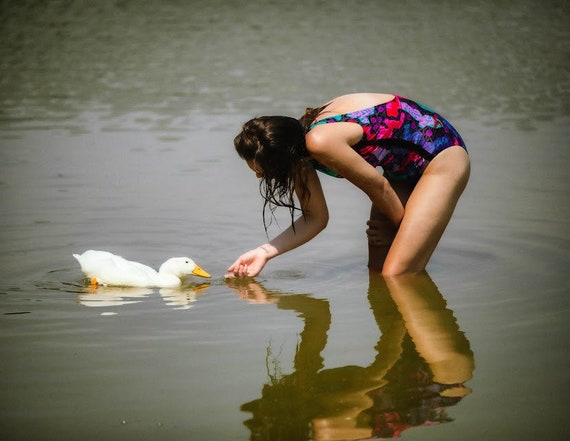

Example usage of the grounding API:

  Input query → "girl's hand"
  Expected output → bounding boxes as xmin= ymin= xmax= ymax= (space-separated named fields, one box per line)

xmin=225 ymin=248 xmax=270 ymax=278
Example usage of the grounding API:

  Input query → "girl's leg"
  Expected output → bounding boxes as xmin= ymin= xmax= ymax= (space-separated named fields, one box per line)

xmin=367 ymin=179 xmax=414 ymax=271
xmin=382 ymin=146 xmax=470 ymax=275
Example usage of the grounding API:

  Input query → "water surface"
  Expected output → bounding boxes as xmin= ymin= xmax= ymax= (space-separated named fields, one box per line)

xmin=1 ymin=1 xmax=569 ymax=440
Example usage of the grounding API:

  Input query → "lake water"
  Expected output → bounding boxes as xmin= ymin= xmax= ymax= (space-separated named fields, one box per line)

xmin=1 ymin=1 xmax=569 ymax=440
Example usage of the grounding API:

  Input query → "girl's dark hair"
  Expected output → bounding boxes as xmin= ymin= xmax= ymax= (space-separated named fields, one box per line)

xmin=234 ymin=109 xmax=325 ymax=233
xmin=299 ymin=104 xmax=328 ymax=133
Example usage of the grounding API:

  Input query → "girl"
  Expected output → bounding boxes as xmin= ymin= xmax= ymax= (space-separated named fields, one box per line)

xmin=226 ymin=93 xmax=470 ymax=277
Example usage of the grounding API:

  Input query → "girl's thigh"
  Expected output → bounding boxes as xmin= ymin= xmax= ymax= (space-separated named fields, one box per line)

xmin=382 ymin=147 xmax=470 ymax=275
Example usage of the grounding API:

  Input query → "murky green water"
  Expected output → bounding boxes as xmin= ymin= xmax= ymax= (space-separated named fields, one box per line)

xmin=1 ymin=1 xmax=569 ymax=440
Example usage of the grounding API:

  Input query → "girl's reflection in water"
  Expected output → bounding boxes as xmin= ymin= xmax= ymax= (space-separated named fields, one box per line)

xmin=226 ymin=271 xmax=474 ymax=440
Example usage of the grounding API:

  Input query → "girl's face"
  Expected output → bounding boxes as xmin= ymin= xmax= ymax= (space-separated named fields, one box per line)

xmin=246 ymin=159 xmax=264 ymax=179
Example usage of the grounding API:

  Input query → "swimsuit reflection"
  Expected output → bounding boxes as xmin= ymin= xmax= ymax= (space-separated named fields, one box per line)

xmin=226 ymin=272 xmax=474 ymax=440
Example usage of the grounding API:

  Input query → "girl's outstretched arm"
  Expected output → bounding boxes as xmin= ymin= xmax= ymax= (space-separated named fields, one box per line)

xmin=226 ymin=165 xmax=328 ymax=278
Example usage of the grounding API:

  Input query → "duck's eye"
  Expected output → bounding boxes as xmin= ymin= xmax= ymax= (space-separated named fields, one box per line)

xmin=185 ymin=260 xmax=189 ymax=263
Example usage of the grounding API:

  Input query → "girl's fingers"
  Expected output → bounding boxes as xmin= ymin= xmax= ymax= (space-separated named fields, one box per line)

xmin=226 ymin=255 xmax=258 ymax=278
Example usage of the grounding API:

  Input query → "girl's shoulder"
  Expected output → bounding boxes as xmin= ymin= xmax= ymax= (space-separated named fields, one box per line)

xmin=305 ymin=118 xmax=363 ymax=152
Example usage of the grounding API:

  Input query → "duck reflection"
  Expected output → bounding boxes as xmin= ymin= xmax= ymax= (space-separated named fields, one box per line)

xmin=77 ymin=283 xmax=210 ymax=311
xmin=226 ymin=271 xmax=474 ymax=440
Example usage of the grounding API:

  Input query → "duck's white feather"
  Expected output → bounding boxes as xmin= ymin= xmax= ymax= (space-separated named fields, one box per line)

xmin=73 ymin=250 xmax=210 ymax=288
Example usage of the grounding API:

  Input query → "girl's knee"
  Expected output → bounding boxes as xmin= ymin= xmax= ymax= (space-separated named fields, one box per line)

xmin=381 ymin=247 xmax=430 ymax=276
xmin=380 ymin=261 xmax=406 ymax=276
xmin=381 ymin=260 xmax=423 ymax=276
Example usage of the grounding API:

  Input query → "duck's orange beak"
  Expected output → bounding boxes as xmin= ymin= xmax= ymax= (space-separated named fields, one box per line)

xmin=192 ymin=265 xmax=211 ymax=278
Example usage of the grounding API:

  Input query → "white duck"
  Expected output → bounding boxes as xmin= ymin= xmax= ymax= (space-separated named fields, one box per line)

xmin=73 ymin=250 xmax=211 ymax=288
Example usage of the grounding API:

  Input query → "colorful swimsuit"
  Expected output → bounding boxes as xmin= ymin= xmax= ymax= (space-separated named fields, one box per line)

xmin=308 ymin=95 xmax=467 ymax=181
